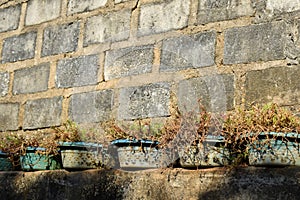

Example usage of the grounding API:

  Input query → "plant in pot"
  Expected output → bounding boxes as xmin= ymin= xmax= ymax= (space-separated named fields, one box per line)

xmin=54 ymin=120 xmax=114 ymax=170
xmin=222 ymin=103 xmax=300 ymax=166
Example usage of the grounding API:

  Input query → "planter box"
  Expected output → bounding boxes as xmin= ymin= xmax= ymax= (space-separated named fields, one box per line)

xmin=58 ymin=142 xmax=111 ymax=169
xmin=111 ymin=139 xmax=171 ymax=169
xmin=0 ymin=151 xmax=13 ymax=171
xmin=20 ymin=147 xmax=62 ymax=171
xmin=248 ymin=132 xmax=300 ymax=166
xmin=179 ymin=135 xmax=230 ymax=168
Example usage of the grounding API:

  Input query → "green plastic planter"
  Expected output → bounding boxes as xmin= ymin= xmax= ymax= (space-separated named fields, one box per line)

xmin=20 ymin=147 xmax=62 ymax=171
xmin=178 ymin=135 xmax=230 ymax=168
xmin=0 ymin=151 xmax=13 ymax=171
xmin=248 ymin=132 xmax=300 ymax=166
xmin=58 ymin=142 xmax=110 ymax=169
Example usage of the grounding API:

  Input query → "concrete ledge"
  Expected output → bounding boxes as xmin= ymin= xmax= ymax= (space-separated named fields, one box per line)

xmin=1 ymin=167 xmax=300 ymax=199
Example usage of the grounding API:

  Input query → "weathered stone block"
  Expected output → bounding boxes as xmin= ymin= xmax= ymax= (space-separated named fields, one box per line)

xmin=118 ymin=83 xmax=170 ymax=120
xmin=84 ymin=10 xmax=131 ymax=46
xmin=178 ymin=74 xmax=234 ymax=113
xmin=0 ymin=4 xmax=21 ymax=33
xmin=25 ymin=0 xmax=61 ymax=25
xmin=24 ymin=97 xmax=63 ymax=129
xmin=245 ymin=66 xmax=300 ymax=105
xmin=2 ymin=32 xmax=37 ymax=63
xmin=42 ymin=22 xmax=79 ymax=56
xmin=138 ymin=0 xmax=190 ymax=36
xmin=0 ymin=103 xmax=19 ymax=131
xmin=266 ymin=0 xmax=300 ymax=13
xmin=0 ymin=72 xmax=9 ymax=97
xmin=68 ymin=0 xmax=107 ymax=15
xmin=160 ymin=31 xmax=216 ymax=72
xmin=224 ymin=22 xmax=286 ymax=64
xmin=56 ymin=55 xmax=99 ymax=88
xmin=69 ymin=90 xmax=113 ymax=123
xmin=104 ymin=45 xmax=153 ymax=80
xmin=197 ymin=0 xmax=254 ymax=24
xmin=13 ymin=63 xmax=50 ymax=95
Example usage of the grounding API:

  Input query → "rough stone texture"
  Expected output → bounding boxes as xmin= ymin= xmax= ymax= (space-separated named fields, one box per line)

xmin=2 ymin=32 xmax=37 ymax=63
xmin=266 ymin=0 xmax=300 ymax=13
xmin=118 ymin=83 xmax=170 ymax=120
xmin=1 ymin=168 xmax=300 ymax=200
xmin=68 ymin=0 xmax=107 ymax=15
xmin=25 ymin=0 xmax=61 ymax=25
xmin=160 ymin=31 xmax=216 ymax=72
xmin=138 ymin=0 xmax=190 ymax=36
xmin=0 ymin=103 xmax=19 ymax=131
xmin=84 ymin=10 xmax=131 ymax=46
xmin=56 ymin=55 xmax=99 ymax=88
xmin=104 ymin=45 xmax=153 ymax=80
xmin=69 ymin=90 xmax=113 ymax=123
xmin=224 ymin=22 xmax=286 ymax=64
xmin=23 ymin=97 xmax=63 ymax=129
xmin=0 ymin=4 xmax=21 ymax=33
xmin=178 ymin=74 xmax=234 ymax=113
xmin=197 ymin=0 xmax=254 ymax=24
xmin=0 ymin=72 xmax=9 ymax=97
xmin=13 ymin=63 xmax=50 ymax=95
xmin=42 ymin=22 xmax=79 ymax=57
xmin=245 ymin=66 xmax=300 ymax=105
xmin=115 ymin=0 xmax=129 ymax=3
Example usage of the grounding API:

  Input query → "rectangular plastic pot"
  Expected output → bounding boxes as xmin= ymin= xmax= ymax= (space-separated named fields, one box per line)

xmin=248 ymin=132 xmax=300 ymax=166
xmin=20 ymin=147 xmax=62 ymax=171
xmin=178 ymin=135 xmax=230 ymax=168
xmin=0 ymin=151 xmax=13 ymax=171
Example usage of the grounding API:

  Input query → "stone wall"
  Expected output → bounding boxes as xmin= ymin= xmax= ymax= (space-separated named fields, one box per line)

xmin=0 ymin=0 xmax=300 ymax=131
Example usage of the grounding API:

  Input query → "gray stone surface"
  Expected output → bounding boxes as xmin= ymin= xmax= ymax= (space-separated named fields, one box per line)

xmin=0 ymin=103 xmax=19 ymax=131
xmin=160 ymin=31 xmax=216 ymax=72
xmin=25 ymin=0 xmax=61 ymax=25
xmin=0 ymin=72 xmax=9 ymax=97
xmin=68 ymin=0 xmax=107 ymax=15
xmin=69 ymin=90 xmax=113 ymax=123
xmin=266 ymin=0 xmax=300 ymax=13
xmin=197 ymin=0 xmax=254 ymax=24
xmin=56 ymin=55 xmax=99 ymax=88
xmin=138 ymin=0 xmax=190 ymax=36
xmin=224 ymin=22 xmax=286 ymax=64
xmin=178 ymin=74 xmax=234 ymax=113
xmin=104 ymin=45 xmax=153 ymax=80
xmin=118 ymin=83 xmax=170 ymax=120
xmin=84 ymin=10 xmax=131 ymax=46
xmin=2 ymin=32 xmax=37 ymax=63
xmin=245 ymin=66 xmax=300 ymax=105
xmin=42 ymin=22 xmax=79 ymax=56
xmin=0 ymin=4 xmax=21 ymax=33
xmin=23 ymin=97 xmax=63 ymax=129
xmin=13 ymin=63 xmax=50 ymax=95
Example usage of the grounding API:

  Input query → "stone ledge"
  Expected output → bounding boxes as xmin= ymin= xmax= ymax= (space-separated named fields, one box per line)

xmin=1 ymin=167 xmax=300 ymax=199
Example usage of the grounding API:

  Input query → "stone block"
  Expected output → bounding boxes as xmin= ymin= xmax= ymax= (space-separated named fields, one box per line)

xmin=42 ymin=22 xmax=79 ymax=56
xmin=245 ymin=66 xmax=300 ymax=105
xmin=25 ymin=0 xmax=61 ymax=25
xmin=118 ymin=83 xmax=170 ymax=120
xmin=13 ymin=63 xmax=50 ymax=95
xmin=160 ymin=31 xmax=216 ymax=72
xmin=56 ymin=55 xmax=99 ymax=88
xmin=84 ymin=10 xmax=131 ymax=46
xmin=2 ymin=32 xmax=37 ymax=63
xmin=68 ymin=0 xmax=107 ymax=15
xmin=266 ymin=0 xmax=300 ymax=13
xmin=69 ymin=90 xmax=113 ymax=123
xmin=224 ymin=22 xmax=286 ymax=64
xmin=0 ymin=103 xmax=19 ymax=131
xmin=197 ymin=0 xmax=254 ymax=24
xmin=0 ymin=4 xmax=21 ymax=33
xmin=138 ymin=0 xmax=190 ymax=36
xmin=23 ymin=97 xmax=63 ymax=129
xmin=104 ymin=45 xmax=153 ymax=80
xmin=178 ymin=74 xmax=234 ymax=113
xmin=0 ymin=72 xmax=9 ymax=97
